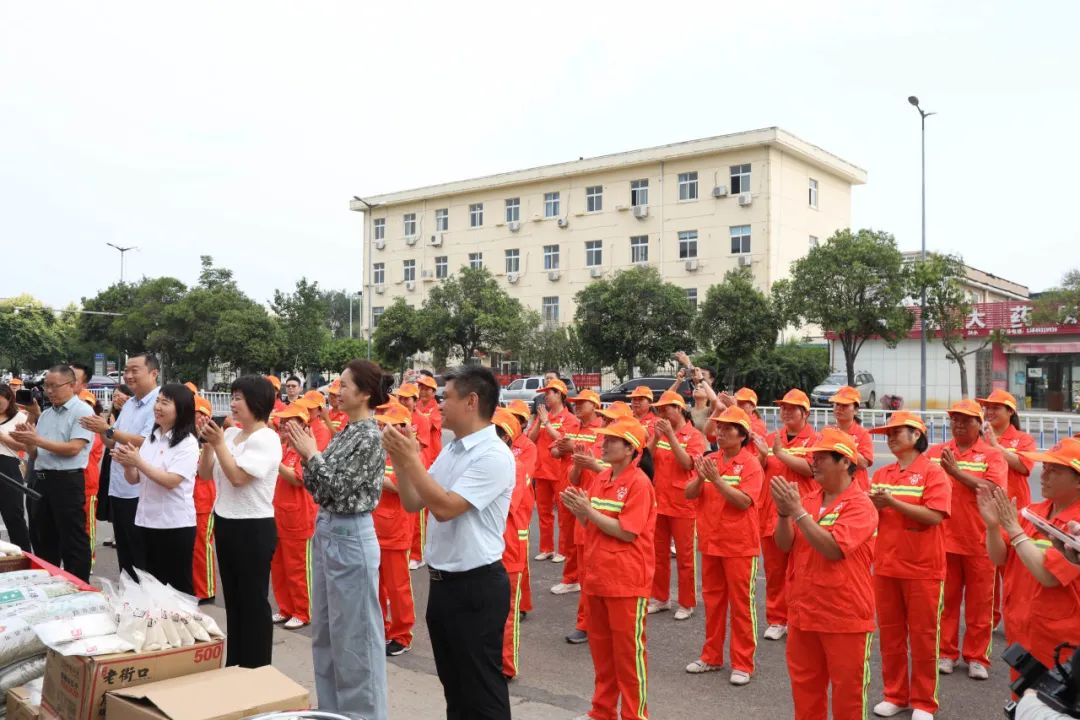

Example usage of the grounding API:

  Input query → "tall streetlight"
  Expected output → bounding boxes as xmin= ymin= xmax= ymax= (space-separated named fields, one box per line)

xmin=909 ymin=95 xmax=935 ymax=413
xmin=105 ymin=243 xmax=138 ymax=283
xmin=348 ymin=290 xmax=363 ymax=340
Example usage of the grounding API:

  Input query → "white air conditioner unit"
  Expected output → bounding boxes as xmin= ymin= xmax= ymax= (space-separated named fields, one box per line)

xmin=531 ymin=213 xmax=543 ymax=222
xmin=374 ymin=240 xmax=386 ymax=251
xmin=405 ymin=281 xmax=416 ymax=291
xmin=738 ymin=255 xmax=753 ymax=267
xmin=428 ymin=233 xmax=443 ymax=247
xmin=615 ymin=204 xmax=628 ymax=212
xmin=547 ymin=270 xmax=561 ymax=281
xmin=405 ymin=235 xmax=418 ymax=246
xmin=556 ymin=217 xmax=569 ymax=228
xmin=589 ymin=267 xmax=605 ymax=278
xmin=374 ymin=284 xmax=385 ymax=294
xmin=712 ymin=185 xmax=728 ymax=198
xmin=737 ymin=192 xmax=753 ymax=206
xmin=421 ymin=269 xmax=433 ymax=279
xmin=507 ymin=272 xmax=519 ymax=284
xmin=685 ymin=259 xmax=700 ymax=271
xmin=633 ymin=205 xmax=649 ymax=219
xmin=508 ymin=221 xmax=521 ymax=232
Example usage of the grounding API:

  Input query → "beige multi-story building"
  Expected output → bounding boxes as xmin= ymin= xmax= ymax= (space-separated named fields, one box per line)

xmin=350 ymin=127 xmax=867 ymax=333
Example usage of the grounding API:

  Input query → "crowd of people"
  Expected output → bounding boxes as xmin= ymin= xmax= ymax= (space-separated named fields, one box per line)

xmin=1 ymin=354 xmax=1080 ymax=720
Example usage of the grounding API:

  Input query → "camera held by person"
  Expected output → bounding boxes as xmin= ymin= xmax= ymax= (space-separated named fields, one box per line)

xmin=1003 ymin=642 xmax=1080 ymax=719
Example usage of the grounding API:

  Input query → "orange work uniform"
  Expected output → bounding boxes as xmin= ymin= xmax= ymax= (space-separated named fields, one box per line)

xmin=407 ymin=409 xmax=436 ymax=565
xmin=374 ymin=458 xmax=416 ymax=647
xmin=271 ymin=445 xmax=318 ymax=624
xmin=513 ymin=434 xmax=538 ymax=614
xmin=992 ymin=426 xmax=1036 ymax=628
xmin=650 ymin=422 xmax=705 ymax=609
xmin=192 ymin=466 xmax=218 ymax=600
xmin=696 ymin=446 xmax=762 ymax=673
xmin=310 ymin=416 xmax=332 ymax=452
xmin=83 ymin=434 xmax=103 ymax=571
xmin=502 ymin=432 xmax=536 ymax=678
xmin=758 ymin=424 xmax=817 ymax=627
xmin=786 ymin=482 xmax=877 ymax=720
xmin=871 ymin=454 xmax=952 ymax=715
xmin=327 ymin=408 xmax=349 ymax=433
xmin=927 ymin=439 xmax=1007 ymax=667
xmin=749 ymin=415 xmax=767 ymax=439
xmin=532 ymin=407 xmax=581 ymax=563
xmin=573 ymin=421 xmax=606 ymax=633
xmin=583 ymin=465 xmax=656 ymax=720
xmin=843 ymin=422 xmax=875 ymax=491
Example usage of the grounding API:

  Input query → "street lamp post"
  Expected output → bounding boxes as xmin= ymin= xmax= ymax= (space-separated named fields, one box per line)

xmin=909 ymin=95 xmax=935 ymax=413
xmin=348 ymin=291 xmax=363 ymax=340
xmin=105 ymin=243 xmax=138 ymax=283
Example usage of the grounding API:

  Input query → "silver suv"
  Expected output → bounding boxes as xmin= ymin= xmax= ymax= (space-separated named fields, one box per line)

xmin=810 ymin=371 xmax=876 ymax=408
xmin=499 ymin=376 xmax=579 ymax=405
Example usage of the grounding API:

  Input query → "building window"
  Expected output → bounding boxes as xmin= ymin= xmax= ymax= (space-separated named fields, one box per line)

xmin=505 ymin=198 xmax=520 ymax=223
xmin=372 ymin=306 xmax=384 ymax=327
xmin=730 ymin=225 xmax=751 ymax=254
xmin=373 ymin=262 xmax=385 ymax=286
xmin=468 ymin=252 xmax=483 ymax=269
xmin=678 ymin=230 xmax=698 ymax=259
xmin=808 ymin=178 xmax=819 ymax=208
xmin=809 ymin=235 xmax=819 ymax=249
xmin=544 ymin=192 xmax=560 ymax=218
xmin=403 ymin=259 xmax=416 ymax=283
xmin=469 ymin=203 xmax=484 ymax=227
xmin=542 ymin=296 xmax=559 ymax=325
xmin=543 ymin=244 xmax=560 ymax=270
xmin=373 ymin=218 xmax=385 ymax=241
xmin=730 ymin=164 xmax=751 ymax=194
xmin=435 ymin=208 xmax=448 ymax=232
xmin=505 ymin=249 xmax=520 ymax=274
xmin=435 ymin=256 xmax=448 ymax=279
xmin=630 ymin=235 xmax=649 ymax=263
xmin=403 ymin=213 xmax=416 ymax=237
xmin=678 ymin=171 xmax=699 ymax=201
xmin=630 ymin=179 xmax=649 ymax=207
xmin=586 ymin=185 xmax=603 ymax=213
xmin=686 ymin=288 xmax=698 ymax=312
xmin=585 ymin=240 xmax=602 ymax=267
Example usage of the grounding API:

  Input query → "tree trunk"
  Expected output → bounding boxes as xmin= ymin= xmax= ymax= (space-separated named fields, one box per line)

xmin=842 ymin=337 xmax=857 ymax=385
xmin=956 ymin=354 xmax=969 ymax=398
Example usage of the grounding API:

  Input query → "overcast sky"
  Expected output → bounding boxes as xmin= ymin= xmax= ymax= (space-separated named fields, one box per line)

xmin=3 ymin=1 xmax=1076 ymax=311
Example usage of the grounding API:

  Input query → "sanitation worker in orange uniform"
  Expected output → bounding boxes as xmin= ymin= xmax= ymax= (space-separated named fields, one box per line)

xmin=627 ymin=386 xmax=658 ymax=438
xmin=829 ymin=386 xmax=874 ymax=491
xmin=770 ymin=427 xmax=878 ymax=720
xmin=507 ymin=399 xmax=537 ymax=614
xmin=707 ymin=387 xmax=768 ymax=444
xmin=927 ymin=399 xmax=1007 ymax=679
xmin=529 ymin=379 xmax=580 ymax=570
xmin=868 ymin=411 xmax=951 ymax=720
xmin=410 ymin=374 xmax=443 ymax=567
xmin=326 ymin=380 xmax=349 ymax=436
xmin=192 ymin=396 xmax=218 ymax=601
xmin=78 ymin=391 xmax=103 ymax=570
xmin=562 ymin=416 xmax=656 ymax=720
xmin=296 ymin=390 xmax=333 ymax=450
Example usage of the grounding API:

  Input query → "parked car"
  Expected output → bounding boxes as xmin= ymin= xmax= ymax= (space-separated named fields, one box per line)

xmin=87 ymin=375 xmax=119 ymax=390
xmin=810 ymin=371 xmax=876 ymax=408
xmin=598 ymin=376 xmax=694 ymax=405
xmin=499 ymin=376 xmax=579 ymax=405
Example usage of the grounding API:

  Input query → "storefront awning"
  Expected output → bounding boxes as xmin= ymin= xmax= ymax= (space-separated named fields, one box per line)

xmin=1005 ymin=342 xmax=1080 ymax=354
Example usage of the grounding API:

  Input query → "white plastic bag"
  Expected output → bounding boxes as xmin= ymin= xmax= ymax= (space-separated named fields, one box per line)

xmin=32 ymin=612 xmax=117 ymax=649
xmin=52 ymin=635 xmax=134 ymax=657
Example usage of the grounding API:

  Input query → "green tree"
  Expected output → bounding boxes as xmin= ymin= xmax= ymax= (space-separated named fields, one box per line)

xmin=0 ymin=295 xmax=70 ymax=373
xmin=908 ymin=252 xmax=1006 ymax=398
xmin=774 ymin=228 xmax=913 ymax=385
xmin=373 ymin=299 xmax=425 ymax=373
xmin=421 ymin=267 xmax=532 ymax=363
xmin=321 ymin=289 xmax=364 ymax=339
xmin=742 ymin=342 xmax=831 ymax=405
xmin=574 ymin=266 xmax=694 ymax=381
xmin=319 ymin=337 xmax=369 ymax=374
xmin=214 ymin=305 xmax=286 ymax=375
xmin=1032 ymin=268 xmax=1080 ymax=326
xmin=694 ymin=267 xmax=781 ymax=390
xmin=272 ymin=278 xmax=332 ymax=381
xmin=516 ymin=318 xmax=600 ymax=375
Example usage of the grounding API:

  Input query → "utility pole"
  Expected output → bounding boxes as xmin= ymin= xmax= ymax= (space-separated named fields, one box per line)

xmin=105 ymin=243 xmax=138 ymax=283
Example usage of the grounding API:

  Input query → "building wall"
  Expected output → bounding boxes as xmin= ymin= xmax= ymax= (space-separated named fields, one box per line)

xmin=830 ymin=338 xmax=977 ymax=410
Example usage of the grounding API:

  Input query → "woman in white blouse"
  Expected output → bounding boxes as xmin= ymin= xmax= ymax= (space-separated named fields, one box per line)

xmin=112 ymin=384 xmax=199 ymax=593
xmin=197 ymin=375 xmax=282 ymax=668
xmin=0 ymin=384 xmax=31 ymax=549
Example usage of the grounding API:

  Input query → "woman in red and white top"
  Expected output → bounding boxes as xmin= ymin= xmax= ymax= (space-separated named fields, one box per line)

xmin=828 ymin=386 xmax=874 ymax=491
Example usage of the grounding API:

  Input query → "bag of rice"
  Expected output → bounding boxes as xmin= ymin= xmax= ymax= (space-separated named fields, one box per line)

xmin=51 ymin=635 xmax=134 ymax=657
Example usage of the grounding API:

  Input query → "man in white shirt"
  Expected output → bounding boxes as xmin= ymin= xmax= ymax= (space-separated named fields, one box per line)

xmin=384 ymin=366 xmax=514 ymax=720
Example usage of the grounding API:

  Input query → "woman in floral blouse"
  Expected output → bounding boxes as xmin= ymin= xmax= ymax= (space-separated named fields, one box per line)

xmin=286 ymin=359 xmax=391 ymax=720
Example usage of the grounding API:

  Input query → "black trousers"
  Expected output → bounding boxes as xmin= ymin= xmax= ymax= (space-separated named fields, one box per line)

xmin=426 ymin=561 xmax=511 ymax=720
xmin=215 ymin=514 xmax=276 ymax=668
xmin=141 ymin=525 xmax=196 ymax=596
xmin=0 ymin=456 xmax=31 ymax=550
xmin=31 ymin=469 xmax=90 ymax=582
xmin=95 ymin=453 xmax=112 ymax=521
xmin=110 ymin=497 xmax=146 ymax=579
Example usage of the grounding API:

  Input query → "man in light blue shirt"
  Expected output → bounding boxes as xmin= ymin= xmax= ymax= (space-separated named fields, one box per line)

xmin=10 ymin=365 xmax=95 ymax=580
xmin=384 ymin=365 xmax=514 ymax=719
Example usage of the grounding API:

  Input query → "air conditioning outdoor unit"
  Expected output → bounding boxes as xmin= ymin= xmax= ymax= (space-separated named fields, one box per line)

xmin=428 ymin=234 xmax=443 ymax=247
xmin=531 ymin=213 xmax=543 ymax=222
xmin=737 ymin=192 xmax=753 ymax=207
xmin=405 ymin=235 xmax=418 ymax=246
xmin=556 ymin=217 xmax=569 ymax=228
xmin=507 ymin=272 xmax=519 ymax=284
xmin=589 ymin=267 xmax=604 ymax=278
xmin=738 ymin=255 xmax=753 ymax=267
xmin=633 ymin=205 xmax=649 ymax=219
xmin=421 ymin=269 xmax=433 ymax=279
xmin=508 ymin=221 xmax=521 ymax=232
xmin=374 ymin=284 xmax=385 ymax=294
xmin=374 ymin=240 xmax=385 ymax=251
xmin=548 ymin=270 xmax=561 ymax=281
xmin=685 ymin=259 xmax=700 ymax=271
xmin=615 ymin=204 xmax=628 ymax=212
xmin=405 ymin=281 xmax=416 ymax=291
xmin=712 ymin=185 xmax=728 ymax=198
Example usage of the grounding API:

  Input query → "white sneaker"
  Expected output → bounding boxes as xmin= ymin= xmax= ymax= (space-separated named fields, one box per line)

xmin=408 ymin=559 xmax=425 ymax=570
xmin=729 ymin=670 xmax=751 ymax=686
xmin=911 ymin=710 xmax=935 ymax=720
xmin=685 ymin=659 xmax=722 ymax=674
xmin=550 ymin=583 xmax=581 ymax=595
xmin=551 ymin=553 xmax=566 ymax=563
xmin=967 ymin=661 xmax=989 ymax=680
xmin=271 ymin=613 xmax=288 ymax=624
xmin=673 ymin=606 xmax=694 ymax=621
xmin=534 ymin=551 xmax=554 ymax=561
xmin=646 ymin=599 xmax=670 ymax=615
xmin=763 ymin=624 xmax=787 ymax=640
xmin=937 ymin=657 xmax=955 ymax=675
xmin=283 ymin=617 xmax=307 ymax=630
xmin=873 ymin=700 xmax=909 ymax=717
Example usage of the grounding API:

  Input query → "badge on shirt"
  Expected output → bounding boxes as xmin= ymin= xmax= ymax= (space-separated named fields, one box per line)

xmin=616 ymin=486 xmax=628 ymax=501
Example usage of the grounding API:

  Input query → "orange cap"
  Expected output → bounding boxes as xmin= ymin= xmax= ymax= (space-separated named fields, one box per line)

xmin=710 ymin=406 xmax=752 ymax=433
xmin=328 ymin=379 xmax=341 ymax=395
xmin=867 ymin=410 xmax=927 ymax=435
xmin=394 ymin=383 xmax=420 ymax=399
xmin=296 ymin=390 xmax=327 ymax=410
xmin=569 ymin=389 xmax=601 ymax=406
xmin=776 ymin=389 xmax=811 ymax=412
xmin=653 ymin=390 xmax=687 ymax=409
xmin=597 ymin=417 xmax=647 ymax=449
xmin=184 ymin=382 xmax=199 ymax=395
xmin=507 ymin=399 xmax=531 ymax=421
xmin=195 ymin=397 xmax=213 ymax=417
xmin=492 ymin=407 xmax=521 ymax=441
xmin=733 ymin=387 xmax=758 ymax=406
xmin=376 ymin=397 xmax=405 ymax=412
xmin=272 ymin=404 xmax=310 ymax=423
xmin=802 ymin=427 xmax=859 ymax=461
xmin=947 ymin=399 xmax=984 ymax=419
xmin=976 ymin=390 xmax=1018 ymax=413
xmin=628 ymin=385 xmax=655 ymax=401
xmin=538 ymin=378 xmax=568 ymax=396
xmin=265 ymin=375 xmax=281 ymax=391
xmin=416 ymin=375 xmax=438 ymax=391
xmin=829 ymin=386 xmax=862 ymax=406
xmin=374 ymin=402 xmax=412 ymax=427
xmin=8 ymin=378 xmax=23 ymax=388
xmin=78 ymin=390 xmax=96 ymax=407
xmin=1020 ymin=437 xmax=1080 ymax=473
xmin=599 ymin=401 xmax=633 ymax=420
